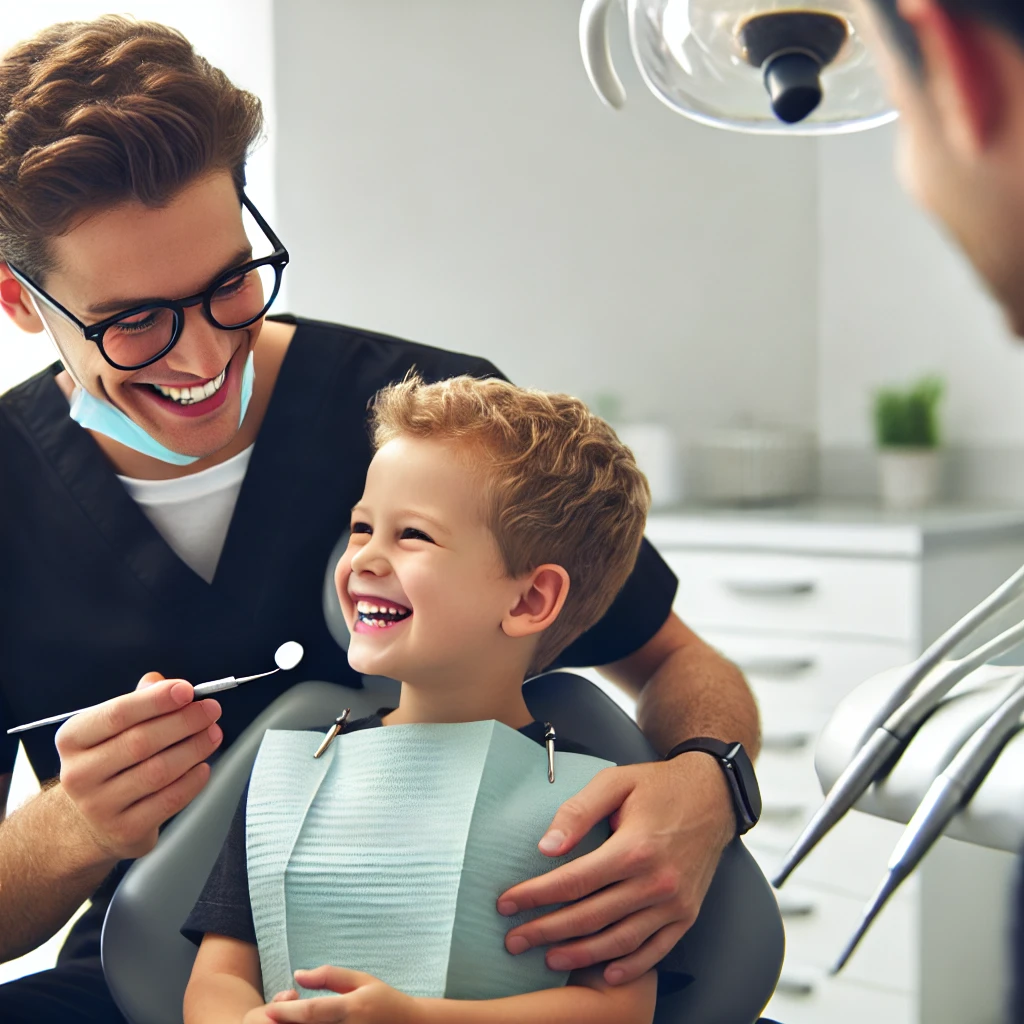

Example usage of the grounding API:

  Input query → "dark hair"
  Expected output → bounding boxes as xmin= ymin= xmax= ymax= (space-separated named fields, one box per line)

xmin=0 ymin=15 xmax=264 ymax=280
xmin=870 ymin=0 xmax=1024 ymax=73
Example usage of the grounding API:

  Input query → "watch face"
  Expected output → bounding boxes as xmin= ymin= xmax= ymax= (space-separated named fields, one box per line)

xmin=733 ymin=748 xmax=762 ymax=826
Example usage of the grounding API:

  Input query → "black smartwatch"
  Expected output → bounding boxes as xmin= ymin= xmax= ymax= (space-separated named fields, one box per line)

xmin=664 ymin=738 xmax=762 ymax=836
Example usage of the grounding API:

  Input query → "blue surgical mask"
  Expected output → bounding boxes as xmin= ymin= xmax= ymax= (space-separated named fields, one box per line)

xmin=69 ymin=351 xmax=256 ymax=466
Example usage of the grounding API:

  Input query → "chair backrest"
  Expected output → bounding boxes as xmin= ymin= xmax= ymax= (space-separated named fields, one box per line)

xmin=101 ymin=674 xmax=783 ymax=1024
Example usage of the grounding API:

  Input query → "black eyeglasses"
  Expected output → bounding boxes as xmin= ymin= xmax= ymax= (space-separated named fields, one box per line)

xmin=7 ymin=193 xmax=289 ymax=371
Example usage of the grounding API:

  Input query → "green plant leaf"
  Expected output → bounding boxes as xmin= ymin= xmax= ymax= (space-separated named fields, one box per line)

xmin=873 ymin=375 xmax=944 ymax=448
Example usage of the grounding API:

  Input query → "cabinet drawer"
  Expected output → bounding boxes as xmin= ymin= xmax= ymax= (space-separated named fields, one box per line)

xmin=665 ymin=550 xmax=918 ymax=641
xmin=772 ymin=880 xmax=915 ymax=992
xmin=757 ymin=722 xmax=828 ymax=808
xmin=747 ymin=809 xmax=915 ymax=902
xmin=698 ymin=629 xmax=911 ymax=715
xmin=764 ymin=972 xmax=914 ymax=1024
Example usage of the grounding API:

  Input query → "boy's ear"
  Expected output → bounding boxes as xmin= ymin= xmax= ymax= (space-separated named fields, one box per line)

xmin=0 ymin=265 xmax=45 ymax=333
xmin=502 ymin=565 xmax=570 ymax=639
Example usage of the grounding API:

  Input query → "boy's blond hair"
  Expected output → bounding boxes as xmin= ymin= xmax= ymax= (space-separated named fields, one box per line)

xmin=370 ymin=374 xmax=651 ymax=673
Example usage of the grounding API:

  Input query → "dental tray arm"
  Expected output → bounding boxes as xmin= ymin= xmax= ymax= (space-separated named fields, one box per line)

xmin=814 ymin=662 xmax=1024 ymax=855
xmin=772 ymin=563 xmax=1024 ymax=886
xmin=830 ymin=668 xmax=1024 ymax=972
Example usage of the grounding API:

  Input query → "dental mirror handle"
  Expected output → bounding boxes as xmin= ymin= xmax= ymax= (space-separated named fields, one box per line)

xmin=7 ymin=666 xmax=286 ymax=735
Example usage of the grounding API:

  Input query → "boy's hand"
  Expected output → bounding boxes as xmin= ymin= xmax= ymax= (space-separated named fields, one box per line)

xmin=263 ymin=967 xmax=421 ymax=1024
xmin=243 ymin=988 xmax=300 ymax=1024
xmin=497 ymin=754 xmax=734 ymax=985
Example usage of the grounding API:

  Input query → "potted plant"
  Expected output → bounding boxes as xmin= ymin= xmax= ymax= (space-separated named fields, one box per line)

xmin=873 ymin=375 xmax=945 ymax=510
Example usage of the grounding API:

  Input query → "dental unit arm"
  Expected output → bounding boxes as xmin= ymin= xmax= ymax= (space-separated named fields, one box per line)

xmin=830 ymin=668 xmax=1024 ymax=972
xmin=772 ymin=561 xmax=1024 ymax=888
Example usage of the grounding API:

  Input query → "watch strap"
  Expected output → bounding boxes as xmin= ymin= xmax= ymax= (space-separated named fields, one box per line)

xmin=664 ymin=737 xmax=761 ymax=836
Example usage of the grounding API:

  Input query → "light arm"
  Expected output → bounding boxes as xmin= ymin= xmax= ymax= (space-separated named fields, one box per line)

xmin=600 ymin=612 xmax=760 ymax=757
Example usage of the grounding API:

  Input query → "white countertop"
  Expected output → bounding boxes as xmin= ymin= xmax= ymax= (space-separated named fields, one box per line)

xmin=646 ymin=502 xmax=1024 ymax=557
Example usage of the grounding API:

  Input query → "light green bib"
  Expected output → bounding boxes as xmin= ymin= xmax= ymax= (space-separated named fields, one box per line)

xmin=245 ymin=721 xmax=612 ymax=1001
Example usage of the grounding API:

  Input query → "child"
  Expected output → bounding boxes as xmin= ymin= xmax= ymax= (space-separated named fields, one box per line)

xmin=182 ymin=374 xmax=686 ymax=1024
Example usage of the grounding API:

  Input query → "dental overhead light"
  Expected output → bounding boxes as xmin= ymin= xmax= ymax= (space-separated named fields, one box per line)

xmin=580 ymin=0 xmax=896 ymax=135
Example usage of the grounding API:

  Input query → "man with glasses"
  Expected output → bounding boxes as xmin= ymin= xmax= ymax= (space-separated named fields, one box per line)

xmin=0 ymin=16 xmax=758 ymax=1023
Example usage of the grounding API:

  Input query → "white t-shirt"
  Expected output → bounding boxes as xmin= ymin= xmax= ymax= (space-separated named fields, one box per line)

xmin=117 ymin=445 xmax=255 ymax=583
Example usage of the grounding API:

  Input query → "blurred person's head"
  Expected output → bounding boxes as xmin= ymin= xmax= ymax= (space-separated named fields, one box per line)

xmin=861 ymin=0 xmax=1024 ymax=334
xmin=0 ymin=16 xmax=270 ymax=462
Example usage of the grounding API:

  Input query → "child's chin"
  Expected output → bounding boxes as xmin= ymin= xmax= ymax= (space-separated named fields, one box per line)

xmin=347 ymin=646 xmax=392 ymax=677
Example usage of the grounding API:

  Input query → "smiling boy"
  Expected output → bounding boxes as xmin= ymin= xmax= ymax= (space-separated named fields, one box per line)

xmin=181 ymin=375 xmax=690 ymax=1024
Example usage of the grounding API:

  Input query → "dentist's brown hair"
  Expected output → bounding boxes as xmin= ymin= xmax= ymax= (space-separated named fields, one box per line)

xmin=0 ymin=15 xmax=263 ymax=282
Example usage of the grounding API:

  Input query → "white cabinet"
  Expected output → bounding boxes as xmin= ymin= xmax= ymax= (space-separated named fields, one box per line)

xmin=642 ymin=507 xmax=1024 ymax=1024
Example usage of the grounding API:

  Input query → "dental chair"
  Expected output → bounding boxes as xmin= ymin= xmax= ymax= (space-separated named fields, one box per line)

xmin=101 ymin=671 xmax=784 ymax=1024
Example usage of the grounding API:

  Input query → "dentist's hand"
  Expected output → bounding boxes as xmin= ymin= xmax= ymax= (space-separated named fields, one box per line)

xmin=55 ymin=672 xmax=223 ymax=863
xmin=498 ymin=753 xmax=734 ymax=985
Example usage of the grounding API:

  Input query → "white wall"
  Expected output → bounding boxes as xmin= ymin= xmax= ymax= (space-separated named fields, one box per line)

xmin=0 ymin=0 xmax=277 ymax=396
xmin=272 ymin=0 xmax=820 ymax=447
xmin=818 ymin=125 xmax=1024 ymax=449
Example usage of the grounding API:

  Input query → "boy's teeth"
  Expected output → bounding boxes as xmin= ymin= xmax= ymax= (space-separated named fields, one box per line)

xmin=152 ymin=367 xmax=227 ymax=405
xmin=355 ymin=600 xmax=411 ymax=625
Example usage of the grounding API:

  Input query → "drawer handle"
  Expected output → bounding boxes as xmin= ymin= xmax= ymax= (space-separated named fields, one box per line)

xmin=759 ymin=802 xmax=810 ymax=821
xmin=775 ymin=972 xmax=817 ymax=997
xmin=723 ymin=579 xmax=817 ymax=597
xmin=761 ymin=731 xmax=815 ymax=752
xmin=777 ymin=896 xmax=817 ymax=918
xmin=735 ymin=656 xmax=816 ymax=677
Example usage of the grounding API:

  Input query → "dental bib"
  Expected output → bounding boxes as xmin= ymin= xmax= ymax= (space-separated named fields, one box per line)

xmin=68 ymin=352 xmax=255 ymax=466
xmin=245 ymin=721 xmax=612 ymax=1001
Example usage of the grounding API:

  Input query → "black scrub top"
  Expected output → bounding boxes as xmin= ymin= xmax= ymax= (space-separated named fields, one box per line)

xmin=0 ymin=315 xmax=678 ymax=786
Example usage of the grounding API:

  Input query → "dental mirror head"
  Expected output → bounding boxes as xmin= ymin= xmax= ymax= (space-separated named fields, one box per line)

xmin=275 ymin=641 xmax=304 ymax=672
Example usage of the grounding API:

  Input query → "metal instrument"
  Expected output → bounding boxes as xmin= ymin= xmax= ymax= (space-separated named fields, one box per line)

xmin=7 ymin=641 xmax=305 ymax=735
xmin=773 ymin=563 xmax=1024 ymax=888
xmin=832 ymin=669 xmax=1024 ymax=971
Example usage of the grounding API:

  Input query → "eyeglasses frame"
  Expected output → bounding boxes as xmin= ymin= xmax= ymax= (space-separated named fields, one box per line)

xmin=6 ymin=192 xmax=290 ymax=372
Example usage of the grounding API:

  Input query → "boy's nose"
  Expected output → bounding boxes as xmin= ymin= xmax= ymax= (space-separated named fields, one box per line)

xmin=350 ymin=543 xmax=390 ymax=577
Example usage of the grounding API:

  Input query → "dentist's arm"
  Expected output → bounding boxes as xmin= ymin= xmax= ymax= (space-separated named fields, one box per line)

xmin=618 ymin=612 xmax=760 ymax=758
xmin=0 ymin=674 xmax=222 ymax=963
xmin=498 ymin=611 xmax=759 ymax=985
xmin=0 ymin=777 xmax=117 ymax=962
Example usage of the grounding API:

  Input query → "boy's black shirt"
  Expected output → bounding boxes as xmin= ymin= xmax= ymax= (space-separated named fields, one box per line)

xmin=182 ymin=712 xmax=694 ymax=996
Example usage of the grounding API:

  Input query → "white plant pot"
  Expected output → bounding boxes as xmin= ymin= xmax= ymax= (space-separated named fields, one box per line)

xmin=878 ymin=448 xmax=942 ymax=511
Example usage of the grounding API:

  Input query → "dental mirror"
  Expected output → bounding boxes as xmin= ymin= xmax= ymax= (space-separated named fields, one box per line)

xmin=7 ymin=641 xmax=307 ymax=734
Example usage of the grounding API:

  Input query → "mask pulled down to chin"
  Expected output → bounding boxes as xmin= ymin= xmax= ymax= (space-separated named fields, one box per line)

xmin=67 ymin=351 xmax=256 ymax=466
